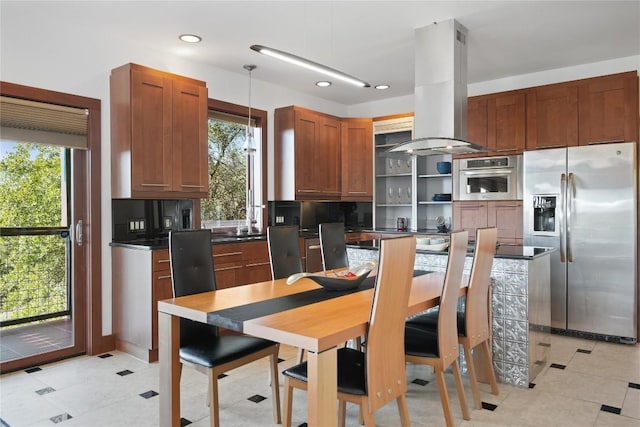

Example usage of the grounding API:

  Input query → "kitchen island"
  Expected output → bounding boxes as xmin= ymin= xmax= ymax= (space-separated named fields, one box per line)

xmin=347 ymin=241 xmax=553 ymax=387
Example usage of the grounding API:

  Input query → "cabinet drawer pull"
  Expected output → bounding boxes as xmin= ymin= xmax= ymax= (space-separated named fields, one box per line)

xmin=214 ymin=252 xmax=243 ymax=257
xmin=245 ymin=261 xmax=270 ymax=267
xmin=157 ymin=274 xmax=172 ymax=280
xmin=493 ymin=148 xmax=517 ymax=152
xmin=307 ymin=245 xmax=321 ymax=250
xmin=215 ymin=265 xmax=243 ymax=272
xmin=297 ymin=190 xmax=320 ymax=193
xmin=348 ymin=191 xmax=369 ymax=194
xmin=157 ymin=259 xmax=170 ymax=264
xmin=494 ymin=204 xmax=520 ymax=207
xmin=141 ymin=183 xmax=170 ymax=187
xmin=180 ymin=184 xmax=205 ymax=188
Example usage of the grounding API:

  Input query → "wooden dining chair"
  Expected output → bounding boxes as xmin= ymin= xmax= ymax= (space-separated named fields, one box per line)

xmin=406 ymin=227 xmax=499 ymax=410
xmin=266 ymin=225 xmax=303 ymax=280
xmin=404 ymin=230 xmax=471 ymax=427
xmin=168 ymin=229 xmax=281 ymax=427
xmin=282 ymin=236 xmax=417 ymax=427
xmin=319 ymin=222 xmax=349 ymax=271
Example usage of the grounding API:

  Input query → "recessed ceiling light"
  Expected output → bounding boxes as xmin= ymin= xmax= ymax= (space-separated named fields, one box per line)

xmin=179 ymin=34 xmax=202 ymax=43
xmin=316 ymin=81 xmax=332 ymax=87
xmin=375 ymin=84 xmax=390 ymax=90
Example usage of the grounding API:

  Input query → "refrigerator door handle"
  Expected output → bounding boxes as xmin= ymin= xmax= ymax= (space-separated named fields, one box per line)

xmin=567 ymin=172 xmax=575 ymax=262
xmin=560 ymin=173 xmax=566 ymax=263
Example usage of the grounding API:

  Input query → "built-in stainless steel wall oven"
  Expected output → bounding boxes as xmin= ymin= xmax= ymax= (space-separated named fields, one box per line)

xmin=453 ymin=155 xmax=522 ymax=201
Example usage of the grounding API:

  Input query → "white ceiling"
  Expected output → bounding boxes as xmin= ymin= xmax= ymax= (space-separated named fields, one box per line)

xmin=4 ymin=1 xmax=639 ymax=105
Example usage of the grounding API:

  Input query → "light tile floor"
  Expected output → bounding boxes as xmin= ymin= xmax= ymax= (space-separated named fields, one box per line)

xmin=1 ymin=320 xmax=73 ymax=363
xmin=0 ymin=334 xmax=638 ymax=426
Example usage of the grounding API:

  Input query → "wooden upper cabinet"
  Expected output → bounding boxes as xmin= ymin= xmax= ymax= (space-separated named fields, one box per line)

xmin=578 ymin=71 xmax=638 ymax=146
xmin=526 ymin=83 xmax=579 ymax=150
xmin=111 ymin=63 xmax=208 ymax=199
xmin=274 ymin=106 xmax=341 ymax=200
xmin=467 ymin=96 xmax=488 ymax=148
xmin=458 ymin=92 xmax=525 ymax=159
xmin=487 ymin=91 xmax=526 ymax=154
xmin=341 ymin=118 xmax=373 ymax=200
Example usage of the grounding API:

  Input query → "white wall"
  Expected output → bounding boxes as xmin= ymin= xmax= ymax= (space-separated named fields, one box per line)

xmin=2 ymin=4 xmax=638 ymax=337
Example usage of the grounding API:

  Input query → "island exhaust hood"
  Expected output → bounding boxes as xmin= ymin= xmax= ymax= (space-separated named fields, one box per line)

xmin=386 ymin=19 xmax=486 ymax=156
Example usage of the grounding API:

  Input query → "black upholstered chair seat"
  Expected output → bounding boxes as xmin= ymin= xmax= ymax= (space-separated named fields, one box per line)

xmin=406 ymin=306 xmax=467 ymax=337
xmin=180 ymin=334 xmax=277 ymax=368
xmin=282 ymin=347 xmax=367 ymax=396
xmin=404 ymin=324 xmax=440 ymax=358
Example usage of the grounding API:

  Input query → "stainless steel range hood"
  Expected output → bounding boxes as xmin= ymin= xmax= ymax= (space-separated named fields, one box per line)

xmin=386 ymin=19 xmax=486 ymax=156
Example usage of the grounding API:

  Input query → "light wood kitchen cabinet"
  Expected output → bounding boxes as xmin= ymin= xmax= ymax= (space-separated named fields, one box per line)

xmin=453 ymin=200 xmax=522 ymax=244
xmin=578 ymin=71 xmax=638 ymax=146
xmin=487 ymin=201 xmax=523 ymax=244
xmin=110 ymin=63 xmax=208 ymax=199
xmin=453 ymin=201 xmax=488 ymax=239
xmin=341 ymin=118 xmax=373 ymax=200
xmin=274 ymin=106 xmax=341 ymax=200
xmin=526 ymin=82 xmax=579 ymax=150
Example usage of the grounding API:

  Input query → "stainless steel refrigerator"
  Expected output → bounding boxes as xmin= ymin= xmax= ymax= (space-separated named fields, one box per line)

xmin=523 ymin=142 xmax=637 ymax=342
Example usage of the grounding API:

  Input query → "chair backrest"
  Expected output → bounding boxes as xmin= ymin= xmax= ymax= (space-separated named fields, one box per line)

xmin=464 ymin=227 xmax=497 ymax=346
xmin=437 ymin=230 xmax=469 ymax=369
xmin=267 ymin=225 xmax=303 ymax=280
xmin=319 ymin=222 xmax=349 ymax=271
xmin=168 ymin=229 xmax=218 ymax=344
xmin=365 ymin=236 xmax=416 ymax=413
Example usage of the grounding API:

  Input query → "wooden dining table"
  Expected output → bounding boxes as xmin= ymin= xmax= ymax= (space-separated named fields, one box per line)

xmin=157 ymin=270 xmax=466 ymax=427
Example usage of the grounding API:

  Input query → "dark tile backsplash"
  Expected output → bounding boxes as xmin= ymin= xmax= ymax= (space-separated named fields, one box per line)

xmin=268 ymin=201 xmax=372 ymax=230
xmin=112 ymin=199 xmax=194 ymax=241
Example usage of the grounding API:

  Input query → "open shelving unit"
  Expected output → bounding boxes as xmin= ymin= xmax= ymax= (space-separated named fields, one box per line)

xmin=373 ymin=115 xmax=452 ymax=231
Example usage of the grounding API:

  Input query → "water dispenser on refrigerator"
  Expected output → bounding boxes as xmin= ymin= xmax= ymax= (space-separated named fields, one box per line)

xmin=531 ymin=195 xmax=557 ymax=235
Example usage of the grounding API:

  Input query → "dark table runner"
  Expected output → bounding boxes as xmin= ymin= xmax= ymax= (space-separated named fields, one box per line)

xmin=210 ymin=270 xmax=431 ymax=332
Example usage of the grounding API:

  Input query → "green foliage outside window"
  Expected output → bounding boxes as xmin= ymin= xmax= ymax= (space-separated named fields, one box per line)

xmin=0 ymin=143 xmax=68 ymax=323
xmin=201 ymin=119 xmax=248 ymax=223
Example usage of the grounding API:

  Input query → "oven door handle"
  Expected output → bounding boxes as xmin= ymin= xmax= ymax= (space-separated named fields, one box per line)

xmin=462 ymin=168 xmax=514 ymax=176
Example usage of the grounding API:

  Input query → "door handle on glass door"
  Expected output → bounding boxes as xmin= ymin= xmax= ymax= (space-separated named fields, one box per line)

xmin=75 ymin=220 xmax=83 ymax=246
xmin=567 ymin=173 xmax=575 ymax=263
xmin=560 ymin=174 xmax=566 ymax=263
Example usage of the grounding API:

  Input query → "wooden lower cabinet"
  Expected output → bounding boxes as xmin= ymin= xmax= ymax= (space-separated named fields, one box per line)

xmin=112 ymin=240 xmax=273 ymax=362
xmin=453 ymin=201 xmax=523 ymax=244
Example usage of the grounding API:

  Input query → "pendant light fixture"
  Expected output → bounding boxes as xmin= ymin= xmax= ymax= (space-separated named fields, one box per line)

xmin=250 ymin=44 xmax=370 ymax=88
xmin=243 ymin=64 xmax=257 ymax=233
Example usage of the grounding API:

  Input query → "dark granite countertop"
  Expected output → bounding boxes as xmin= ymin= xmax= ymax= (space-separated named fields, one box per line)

xmin=347 ymin=240 xmax=554 ymax=260
xmin=110 ymin=234 xmax=267 ymax=250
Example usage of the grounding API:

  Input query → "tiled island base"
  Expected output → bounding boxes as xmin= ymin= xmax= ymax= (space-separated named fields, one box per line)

xmin=347 ymin=246 xmax=551 ymax=388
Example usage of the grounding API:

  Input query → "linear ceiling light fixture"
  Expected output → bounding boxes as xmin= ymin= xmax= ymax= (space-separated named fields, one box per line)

xmin=250 ymin=44 xmax=370 ymax=88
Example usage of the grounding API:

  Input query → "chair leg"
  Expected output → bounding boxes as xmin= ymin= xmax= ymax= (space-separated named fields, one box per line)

xmin=207 ymin=370 xmax=220 ymax=427
xmin=481 ymin=340 xmax=499 ymax=396
xmin=452 ymin=359 xmax=471 ymax=421
xmin=282 ymin=376 xmax=294 ymax=427
xmin=296 ymin=347 xmax=305 ymax=364
xmin=269 ymin=348 xmax=282 ymax=424
xmin=396 ymin=395 xmax=411 ymax=427
xmin=338 ymin=399 xmax=347 ymax=427
xmin=463 ymin=343 xmax=482 ymax=410
xmin=435 ymin=368 xmax=455 ymax=427
xmin=361 ymin=403 xmax=375 ymax=427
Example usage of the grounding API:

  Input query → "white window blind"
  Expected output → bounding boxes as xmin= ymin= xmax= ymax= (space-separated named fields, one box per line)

xmin=0 ymin=96 xmax=88 ymax=149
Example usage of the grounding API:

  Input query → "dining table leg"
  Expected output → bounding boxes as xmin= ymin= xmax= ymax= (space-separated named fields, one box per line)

xmin=159 ymin=312 xmax=181 ymax=427
xmin=306 ymin=346 xmax=337 ymax=427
